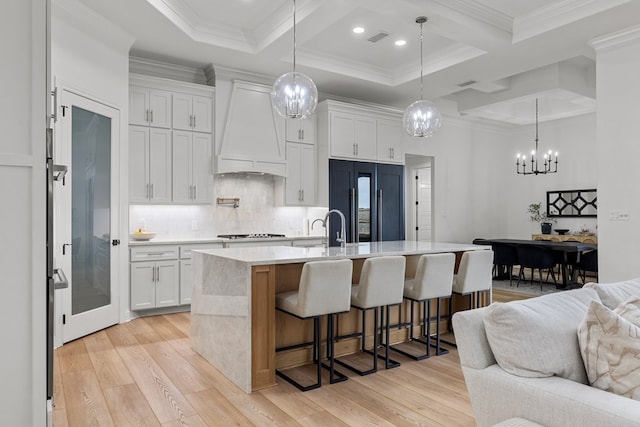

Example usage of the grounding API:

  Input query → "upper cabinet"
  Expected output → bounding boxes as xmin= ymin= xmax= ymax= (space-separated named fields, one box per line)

xmin=172 ymin=130 xmax=212 ymax=204
xmin=129 ymin=86 xmax=172 ymax=128
xmin=172 ymin=93 xmax=212 ymax=133
xmin=329 ymin=112 xmax=377 ymax=161
xmin=376 ymin=119 xmax=404 ymax=165
xmin=317 ymin=100 xmax=404 ymax=165
xmin=285 ymin=116 xmax=316 ymax=145
xmin=129 ymin=126 xmax=172 ymax=204
xmin=129 ymin=74 xmax=214 ymax=205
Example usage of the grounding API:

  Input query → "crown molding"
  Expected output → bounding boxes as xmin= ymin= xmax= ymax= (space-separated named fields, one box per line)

xmin=513 ymin=0 xmax=631 ymax=43
xmin=429 ymin=0 xmax=512 ymax=33
xmin=129 ymin=56 xmax=211 ymax=86
xmin=589 ymin=24 xmax=640 ymax=51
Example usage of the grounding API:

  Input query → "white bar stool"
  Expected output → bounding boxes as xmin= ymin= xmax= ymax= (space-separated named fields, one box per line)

xmin=275 ymin=259 xmax=353 ymax=392
xmin=390 ymin=252 xmax=455 ymax=360
xmin=445 ymin=250 xmax=493 ymax=347
xmin=335 ymin=256 xmax=406 ymax=375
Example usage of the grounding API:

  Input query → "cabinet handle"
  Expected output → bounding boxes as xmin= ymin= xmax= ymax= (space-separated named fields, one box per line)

xmin=389 ymin=147 xmax=392 ymax=158
xmin=193 ymin=115 xmax=196 ymax=128
xmin=356 ymin=144 xmax=359 ymax=156
xmin=353 ymin=143 xmax=356 ymax=156
xmin=145 ymin=109 xmax=149 ymax=123
xmin=156 ymin=266 xmax=160 ymax=282
xmin=150 ymin=184 xmax=154 ymax=199
xmin=152 ymin=265 xmax=156 ymax=282
xmin=301 ymin=189 xmax=304 ymax=201
xmin=150 ymin=110 xmax=154 ymax=123
xmin=193 ymin=185 xmax=197 ymax=200
xmin=146 ymin=183 xmax=149 ymax=199
xmin=392 ymin=148 xmax=394 ymax=158
xmin=301 ymin=129 xmax=304 ymax=140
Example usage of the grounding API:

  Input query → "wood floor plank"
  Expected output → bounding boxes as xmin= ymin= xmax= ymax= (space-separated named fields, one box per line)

xmin=163 ymin=312 xmax=191 ymax=337
xmin=84 ymin=330 xmax=116 ymax=353
xmin=115 ymin=342 xmax=196 ymax=423
xmin=296 ymin=410 xmax=350 ymax=427
xmin=105 ymin=323 xmax=140 ymax=347
xmin=142 ymin=341 xmax=214 ymax=395
xmin=102 ymin=383 xmax=162 ymax=427
xmin=52 ymin=409 xmax=68 ymax=427
xmin=87 ymin=348 xmax=135 ymax=389
xmin=144 ymin=315 xmax=187 ymax=342
xmin=61 ymin=369 xmax=115 ymax=426
xmin=57 ymin=338 xmax=93 ymax=374
xmin=185 ymin=387 xmax=255 ymax=426
xmin=161 ymin=414 xmax=209 ymax=427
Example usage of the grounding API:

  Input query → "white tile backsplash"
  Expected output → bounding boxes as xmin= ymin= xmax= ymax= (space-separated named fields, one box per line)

xmin=130 ymin=174 xmax=327 ymax=239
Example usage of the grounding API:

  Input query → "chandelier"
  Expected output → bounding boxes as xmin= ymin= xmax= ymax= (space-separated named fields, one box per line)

xmin=403 ymin=16 xmax=441 ymax=138
xmin=271 ymin=0 xmax=318 ymax=119
xmin=516 ymin=98 xmax=558 ymax=175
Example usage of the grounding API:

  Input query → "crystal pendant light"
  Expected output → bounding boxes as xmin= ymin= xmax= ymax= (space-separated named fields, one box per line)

xmin=271 ymin=0 xmax=318 ymax=119
xmin=403 ymin=16 xmax=441 ymax=137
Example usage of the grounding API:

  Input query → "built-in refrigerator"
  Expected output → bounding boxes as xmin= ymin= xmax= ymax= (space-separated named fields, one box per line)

xmin=328 ymin=159 xmax=405 ymax=246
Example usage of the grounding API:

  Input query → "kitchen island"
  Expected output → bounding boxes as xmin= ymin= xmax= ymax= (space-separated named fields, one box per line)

xmin=190 ymin=241 xmax=487 ymax=393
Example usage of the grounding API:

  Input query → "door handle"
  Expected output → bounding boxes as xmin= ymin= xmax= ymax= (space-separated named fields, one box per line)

xmin=378 ymin=189 xmax=383 ymax=241
xmin=53 ymin=268 xmax=69 ymax=290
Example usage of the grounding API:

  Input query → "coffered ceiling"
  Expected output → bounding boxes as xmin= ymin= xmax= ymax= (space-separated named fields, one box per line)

xmin=77 ymin=0 xmax=640 ymax=125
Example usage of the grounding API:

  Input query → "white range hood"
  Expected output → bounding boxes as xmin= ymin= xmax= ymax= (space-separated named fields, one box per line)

xmin=216 ymin=80 xmax=286 ymax=176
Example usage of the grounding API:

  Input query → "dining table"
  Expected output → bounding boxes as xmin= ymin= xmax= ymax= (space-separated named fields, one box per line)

xmin=473 ymin=238 xmax=597 ymax=288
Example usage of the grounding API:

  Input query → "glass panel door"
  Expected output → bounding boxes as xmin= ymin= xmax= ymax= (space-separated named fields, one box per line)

xmin=58 ymin=89 xmax=120 ymax=342
xmin=71 ymin=105 xmax=111 ymax=314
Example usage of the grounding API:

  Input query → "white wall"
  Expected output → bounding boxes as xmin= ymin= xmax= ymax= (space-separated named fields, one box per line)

xmin=506 ymin=113 xmax=598 ymax=239
xmin=0 ymin=0 xmax=47 ymax=424
xmin=593 ymin=27 xmax=640 ymax=282
xmin=403 ymin=118 xmax=512 ymax=243
xmin=52 ymin=0 xmax=133 ymax=324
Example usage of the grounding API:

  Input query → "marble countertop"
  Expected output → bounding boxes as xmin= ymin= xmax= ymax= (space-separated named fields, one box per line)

xmin=194 ymin=241 xmax=486 ymax=265
xmin=128 ymin=235 xmax=325 ymax=246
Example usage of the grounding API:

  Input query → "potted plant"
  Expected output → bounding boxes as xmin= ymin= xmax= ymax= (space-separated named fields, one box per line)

xmin=527 ymin=202 xmax=556 ymax=234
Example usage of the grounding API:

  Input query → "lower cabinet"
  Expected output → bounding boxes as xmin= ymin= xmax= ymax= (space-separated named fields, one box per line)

xmin=179 ymin=259 xmax=193 ymax=305
xmin=130 ymin=260 xmax=179 ymax=310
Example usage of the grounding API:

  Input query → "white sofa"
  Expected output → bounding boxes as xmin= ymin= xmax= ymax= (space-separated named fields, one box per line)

xmin=452 ymin=278 xmax=640 ymax=427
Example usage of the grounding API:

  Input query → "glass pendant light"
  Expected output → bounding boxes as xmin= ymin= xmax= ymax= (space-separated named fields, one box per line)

xmin=403 ymin=16 xmax=441 ymax=137
xmin=271 ymin=0 xmax=318 ymax=119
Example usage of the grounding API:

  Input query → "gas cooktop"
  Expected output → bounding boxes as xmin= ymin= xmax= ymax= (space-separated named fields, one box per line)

xmin=217 ymin=233 xmax=286 ymax=239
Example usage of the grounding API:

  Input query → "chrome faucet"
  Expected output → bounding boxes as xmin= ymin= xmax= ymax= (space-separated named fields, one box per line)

xmin=311 ymin=217 xmax=327 ymax=246
xmin=325 ymin=209 xmax=347 ymax=248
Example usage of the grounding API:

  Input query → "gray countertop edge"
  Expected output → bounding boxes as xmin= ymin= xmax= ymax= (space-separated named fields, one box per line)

xmin=128 ymin=235 xmax=326 ymax=246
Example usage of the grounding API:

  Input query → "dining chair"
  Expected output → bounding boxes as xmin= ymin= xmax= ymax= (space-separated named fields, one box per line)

xmin=491 ymin=243 xmax=519 ymax=287
xmin=516 ymin=245 xmax=557 ymax=290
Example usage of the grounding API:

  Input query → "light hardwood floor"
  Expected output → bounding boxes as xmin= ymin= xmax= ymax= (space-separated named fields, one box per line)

xmin=54 ymin=289 xmax=528 ymax=426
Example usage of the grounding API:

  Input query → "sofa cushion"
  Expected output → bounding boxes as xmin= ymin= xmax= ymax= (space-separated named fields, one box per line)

xmin=584 ymin=278 xmax=640 ymax=309
xmin=483 ymin=288 xmax=600 ymax=384
xmin=577 ymin=297 xmax=640 ymax=400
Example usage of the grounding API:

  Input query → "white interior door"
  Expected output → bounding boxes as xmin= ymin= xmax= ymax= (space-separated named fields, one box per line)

xmin=57 ymin=89 xmax=120 ymax=342
xmin=415 ymin=165 xmax=433 ymax=241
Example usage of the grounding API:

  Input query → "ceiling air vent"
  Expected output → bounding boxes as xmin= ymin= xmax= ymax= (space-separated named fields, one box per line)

xmin=457 ymin=80 xmax=477 ymax=88
xmin=368 ymin=31 xmax=389 ymax=43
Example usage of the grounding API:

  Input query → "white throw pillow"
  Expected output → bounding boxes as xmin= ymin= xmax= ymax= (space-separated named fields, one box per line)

xmin=483 ymin=288 xmax=599 ymax=384
xmin=584 ymin=278 xmax=640 ymax=309
xmin=577 ymin=297 xmax=640 ymax=400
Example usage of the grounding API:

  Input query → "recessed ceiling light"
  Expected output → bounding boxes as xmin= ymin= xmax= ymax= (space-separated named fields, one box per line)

xmin=353 ymin=27 xmax=365 ymax=34
xmin=395 ymin=40 xmax=406 ymax=46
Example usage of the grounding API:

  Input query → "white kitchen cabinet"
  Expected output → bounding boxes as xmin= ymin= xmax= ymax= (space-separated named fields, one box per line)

xmin=130 ymin=245 xmax=180 ymax=310
xmin=172 ymin=130 xmax=212 ymax=204
xmin=376 ymin=119 xmax=404 ymax=164
xmin=179 ymin=260 xmax=193 ymax=305
xmin=129 ymin=126 xmax=172 ymax=203
xmin=285 ymin=142 xmax=316 ymax=206
xmin=329 ymin=111 xmax=377 ymax=161
xmin=285 ymin=116 xmax=315 ymax=145
xmin=129 ymin=86 xmax=171 ymax=128
xmin=172 ymin=93 xmax=212 ymax=133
